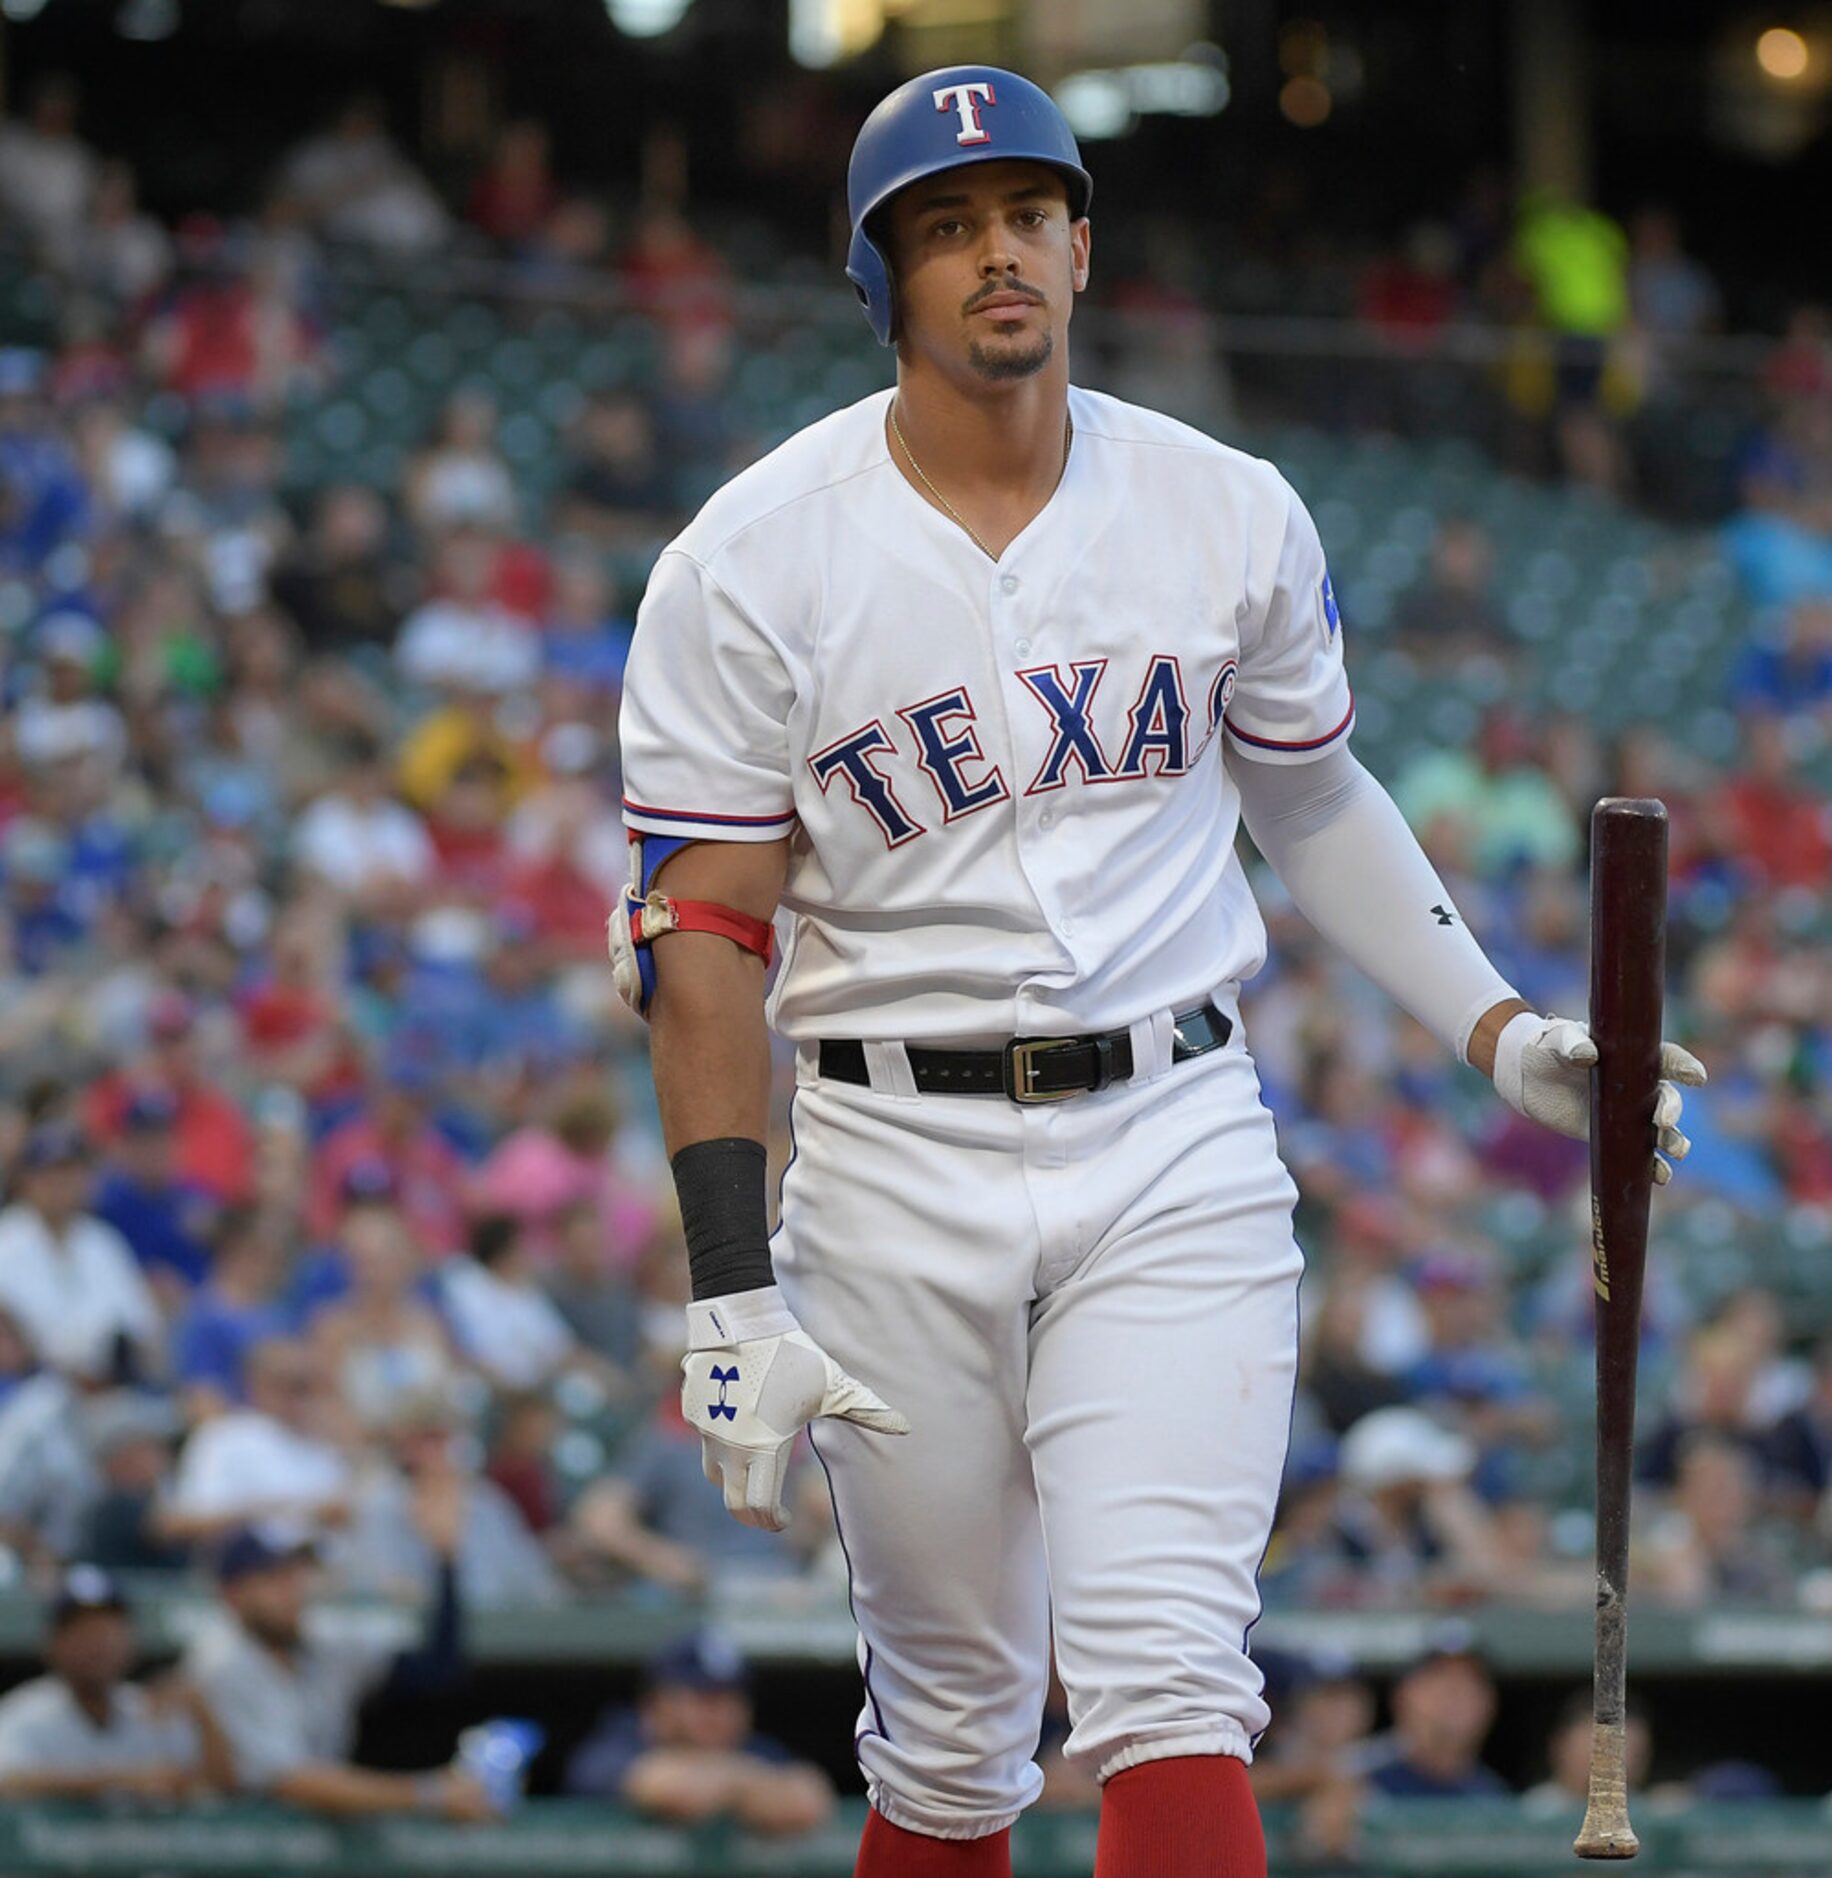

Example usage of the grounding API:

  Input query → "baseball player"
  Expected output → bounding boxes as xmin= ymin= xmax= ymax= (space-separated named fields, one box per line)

xmin=613 ymin=66 xmax=1703 ymax=1878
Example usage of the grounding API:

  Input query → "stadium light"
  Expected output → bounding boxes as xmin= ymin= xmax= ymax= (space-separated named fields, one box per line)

xmin=789 ymin=0 xmax=889 ymax=68
xmin=1056 ymin=47 xmax=1230 ymax=140
xmin=0 ymin=0 xmax=52 ymax=19
xmin=605 ymin=0 xmax=694 ymax=37
xmin=1755 ymin=25 xmax=1811 ymax=80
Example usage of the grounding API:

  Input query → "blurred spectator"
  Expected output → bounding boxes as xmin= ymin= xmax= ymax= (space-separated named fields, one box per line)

xmin=0 ymin=1565 xmax=222 ymax=1800
xmin=1329 ymin=1406 xmax=1503 ymax=1603
xmin=158 ymin=1336 xmax=351 ymax=1546
xmin=58 ymin=159 xmax=173 ymax=310
xmin=0 ymin=76 xmax=98 ymax=257
xmin=0 ymin=1308 xmax=97 ymax=1566
xmin=1359 ymin=223 xmax=1459 ymax=346
xmin=534 ymin=545 xmax=633 ymax=697
xmin=80 ymin=1391 xmax=188 ymax=1572
xmin=172 ymin=1205 xmax=291 ymax=1418
xmin=1628 ymin=208 xmax=1720 ymax=342
xmin=268 ymin=484 xmax=406 ymax=652
xmin=543 ymin=1197 xmax=643 ymax=1368
xmin=89 ymin=1087 xmax=216 ymax=1305
xmin=1641 ymin=1434 xmax=1796 ymax=1606
xmin=564 ymin=1632 xmax=833 ymax=1835
xmin=569 ymin=1390 xmax=805 ymax=1593
xmin=85 ymin=991 xmax=254 ymax=1206
xmin=406 ymin=391 xmax=518 ymax=538
xmin=144 ymin=247 xmax=321 ymax=412
xmin=1522 ymin=1689 xmax=1651 ymax=1817
xmin=1393 ymin=709 xmax=1582 ymax=879
xmin=483 ymin=1390 xmax=563 ymax=1538
xmin=309 ymin=1202 xmax=458 ymax=1433
xmin=306 ymin=1053 xmax=470 ymax=1255
xmin=473 ymin=1085 xmax=656 ymax=1273
xmin=1699 ymin=715 xmax=1832 ymax=892
xmin=331 ymin=1385 xmax=560 ymax=1608
xmin=554 ymin=389 xmax=676 ymax=543
xmin=0 ymin=1120 xmax=163 ymax=1384
xmin=1732 ymin=598 xmax=1832 ymax=722
xmin=183 ymin=1520 xmax=491 ymax=1817
xmin=1401 ymin=1252 xmax=1555 ymax=1487
xmin=442 ymin=1214 xmax=582 ymax=1392
xmin=290 ymin=731 xmax=436 ymax=906
xmin=466 ymin=121 xmax=558 ymax=249
xmin=1392 ymin=517 xmax=1505 ymax=667
xmin=13 ymin=609 xmax=127 ymax=774
xmin=395 ymin=525 xmax=540 ymax=696
xmin=277 ymin=96 xmax=450 ymax=257
xmin=619 ymin=205 xmax=732 ymax=340
xmin=1358 ymin=1637 xmax=1509 ymax=1797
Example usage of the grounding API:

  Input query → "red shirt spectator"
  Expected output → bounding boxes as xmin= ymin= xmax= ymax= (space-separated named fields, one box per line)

xmin=83 ymin=993 xmax=253 ymax=1203
xmin=307 ymin=1069 xmax=469 ymax=1255
xmin=466 ymin=122 xmax=557 ymax=247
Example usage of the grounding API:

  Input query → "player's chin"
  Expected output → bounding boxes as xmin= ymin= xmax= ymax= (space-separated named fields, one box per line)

xmin=965 ymin=328 xmax=1054 ymax=383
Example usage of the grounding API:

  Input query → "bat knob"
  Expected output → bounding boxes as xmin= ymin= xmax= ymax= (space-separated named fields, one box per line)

xmin=1574 ymin=1820 xmax=1640 ymax=1860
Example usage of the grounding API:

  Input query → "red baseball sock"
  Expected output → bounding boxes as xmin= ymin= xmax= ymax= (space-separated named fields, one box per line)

xmin=1094 ymin=1754 xmax=1266 ymax=1878
xmin=855 ymin=1809 xmax=1012 ymax=1876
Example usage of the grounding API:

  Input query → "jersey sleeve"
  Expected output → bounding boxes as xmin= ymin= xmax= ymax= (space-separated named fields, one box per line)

xmin=1224 ymin=480 xmax=1355 ymax=765
xmin=618 ymin=549 xmax=798 ymax=843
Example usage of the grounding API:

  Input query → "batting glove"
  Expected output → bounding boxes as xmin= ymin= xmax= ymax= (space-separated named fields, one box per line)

xmin=683 ymin=1285 xmax=908 ymax=1532
xmin=1490 ymin=1013 xmax=1707 ymax=1185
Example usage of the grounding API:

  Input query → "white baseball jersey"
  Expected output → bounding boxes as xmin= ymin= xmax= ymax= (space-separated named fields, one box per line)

xmin=619 ymin=385 xmax=1352 ymax=1042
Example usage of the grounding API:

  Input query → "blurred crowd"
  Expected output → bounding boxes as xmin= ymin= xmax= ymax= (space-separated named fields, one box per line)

xmin=0 ymin=71 xmax=1821 ymax=1828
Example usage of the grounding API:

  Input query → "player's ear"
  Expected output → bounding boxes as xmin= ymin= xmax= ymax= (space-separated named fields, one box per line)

xmin=1070 ymin=215 xmax=1091 ymax=294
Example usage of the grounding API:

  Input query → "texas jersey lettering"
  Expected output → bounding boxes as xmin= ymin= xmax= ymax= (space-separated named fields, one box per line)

xmin=620 ymin=385 xmax=1352 ymax=1046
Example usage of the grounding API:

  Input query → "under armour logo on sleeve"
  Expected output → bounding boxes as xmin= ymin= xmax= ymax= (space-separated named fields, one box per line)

xmin=1431 ymin=904 xmax=1457 ymax=926
xmin=709 ymin=1365 xmax=740 ymax=1419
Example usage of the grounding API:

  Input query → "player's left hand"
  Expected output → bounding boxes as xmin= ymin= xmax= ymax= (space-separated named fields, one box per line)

xmin=1490 ymin=1013 xmax=1705 ymax=1185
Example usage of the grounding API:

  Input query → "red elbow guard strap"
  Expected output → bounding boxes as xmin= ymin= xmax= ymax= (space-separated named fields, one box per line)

xmin=631 ymin=890 xmax=775 ymax=967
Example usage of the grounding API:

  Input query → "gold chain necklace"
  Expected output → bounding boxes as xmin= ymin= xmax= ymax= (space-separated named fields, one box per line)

xmin=890 ymin=400 xmax=1072 ymax=562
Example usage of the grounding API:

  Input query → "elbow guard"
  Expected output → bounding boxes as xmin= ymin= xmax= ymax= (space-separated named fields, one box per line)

xmin=608 ymin=837 xmax=776 ymax=1018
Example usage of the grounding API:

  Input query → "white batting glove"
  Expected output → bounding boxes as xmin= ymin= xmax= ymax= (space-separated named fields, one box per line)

xmin=1490 ymin=1012 xmax=1706 ymax=1186
xmin=683 ymin=1285 xmax=909 ymax=1532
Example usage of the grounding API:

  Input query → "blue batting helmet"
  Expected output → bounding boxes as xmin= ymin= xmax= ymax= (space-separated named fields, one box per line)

xmin=845 ymin=66 xmax=1092 ymax=346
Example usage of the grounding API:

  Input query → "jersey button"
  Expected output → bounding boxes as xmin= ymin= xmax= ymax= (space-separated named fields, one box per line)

xmin=1000 ymin=574 xmax=1020 ymax=594
xmin=1015 ymin=637 xmax=1032 ymax=658
xmin=1060 ymin=917 xmax=1077 ymax=936
xmin=1039 ymin=807 xmax=1055 ymax=828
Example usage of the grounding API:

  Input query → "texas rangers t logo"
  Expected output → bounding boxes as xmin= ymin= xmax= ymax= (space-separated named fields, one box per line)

xmin=934 ymin=80 xmax=996 ymax=145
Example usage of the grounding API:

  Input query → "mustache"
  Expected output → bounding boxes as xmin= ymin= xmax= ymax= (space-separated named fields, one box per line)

xmin=963 ymin=280 xmax=1046 ymax=314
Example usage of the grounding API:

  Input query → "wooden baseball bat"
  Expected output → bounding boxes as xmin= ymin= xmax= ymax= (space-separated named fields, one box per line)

xmin=1574 ymin=798 xmax=1668 ymax=1862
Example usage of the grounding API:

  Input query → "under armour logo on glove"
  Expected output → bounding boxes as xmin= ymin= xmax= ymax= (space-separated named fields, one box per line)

xmin=1431 ymin=904 xmax=1458 ymax=926
xmin=708 ymin=1365 xmax=740 ymax=1420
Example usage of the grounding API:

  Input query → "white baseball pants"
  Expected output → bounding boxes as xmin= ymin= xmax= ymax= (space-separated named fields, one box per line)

xmin=775 ymin=1003 xmax=1304 ymax=1840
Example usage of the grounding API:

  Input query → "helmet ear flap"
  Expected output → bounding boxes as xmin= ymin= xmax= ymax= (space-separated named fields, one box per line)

xmin=844 ymin=225 xmax=897 ymax=347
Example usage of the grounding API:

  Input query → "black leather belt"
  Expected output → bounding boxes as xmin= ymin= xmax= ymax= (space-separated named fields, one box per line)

xmin=817 ymin=1000 xmax=1232 ymax=1105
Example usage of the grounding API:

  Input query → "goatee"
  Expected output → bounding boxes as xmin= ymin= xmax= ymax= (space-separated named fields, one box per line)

xmin=968 ymin=329 xmax=1053 ymax=382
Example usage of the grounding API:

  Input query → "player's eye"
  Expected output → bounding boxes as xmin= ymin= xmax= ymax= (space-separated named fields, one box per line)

xmin=931 ymin=218 xmax=966 ymax=238
xmin=1015 ymin=208 xmax=1047 ymax=227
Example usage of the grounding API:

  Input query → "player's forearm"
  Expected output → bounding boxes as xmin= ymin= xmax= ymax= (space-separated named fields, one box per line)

xmin=649 ymin=933 xmax=774 ymax=1152
xmin=1233 ymin=746 xmax=1518 ymax=1064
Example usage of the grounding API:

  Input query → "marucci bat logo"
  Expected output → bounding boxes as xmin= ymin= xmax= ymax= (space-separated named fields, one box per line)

xmin=1590 ymin=1196 xmax=1611 ymax=1301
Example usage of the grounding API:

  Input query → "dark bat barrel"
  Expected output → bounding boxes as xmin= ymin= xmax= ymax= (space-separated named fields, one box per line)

xmin=1576 ymin=796 xmax=1668 ymax=1861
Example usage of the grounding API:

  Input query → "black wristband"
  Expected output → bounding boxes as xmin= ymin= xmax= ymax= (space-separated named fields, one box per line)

xmin=671 ymin=1137 xmax=775 ymax=1301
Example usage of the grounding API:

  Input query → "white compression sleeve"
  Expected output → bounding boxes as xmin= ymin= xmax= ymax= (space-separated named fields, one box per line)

xmin=1232 ymin=745 xmax=1520 ymax=1064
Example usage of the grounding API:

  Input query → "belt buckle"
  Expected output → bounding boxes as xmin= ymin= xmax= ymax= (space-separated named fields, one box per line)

xmin=1004 ymin=1036 xmax=1087 ymax=1105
